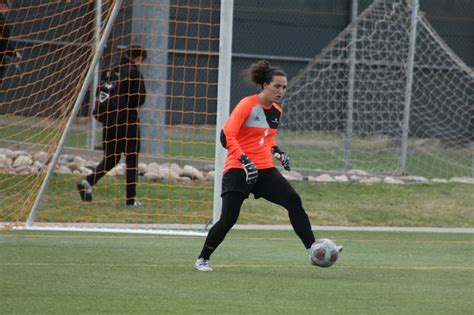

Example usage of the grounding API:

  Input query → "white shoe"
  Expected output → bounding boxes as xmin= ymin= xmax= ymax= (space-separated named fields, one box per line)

xmin=337 ymin=245 xmax=343 ymax=253
xmin=194 ymin=258 xmax=213 ymax=271
xmin=126 ymin=200 xmax=143 ymax=206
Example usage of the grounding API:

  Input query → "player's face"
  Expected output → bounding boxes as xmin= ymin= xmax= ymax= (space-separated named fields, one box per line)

xmin=263 ymin=75 xmax=287 ymax=103
xmin=133 ymin=56 xmax=144 ymax=67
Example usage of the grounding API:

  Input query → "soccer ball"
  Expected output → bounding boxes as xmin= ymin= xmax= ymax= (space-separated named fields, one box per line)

xmin=309 ymin=238 xmax=339 ymax=268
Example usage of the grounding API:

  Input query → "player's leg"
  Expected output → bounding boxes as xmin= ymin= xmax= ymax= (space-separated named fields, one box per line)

xmin=255 ymin=169 xmax=315 ymax=249
xmin=124 ymin=124 xmax=140 ymax=206
xmin=78 ymin=129 xmax=120 ymax=201
xmin=196 ymin=169 xmax=251 ymax=271
xmin=196 ymin=191 xmax=245 ymax=268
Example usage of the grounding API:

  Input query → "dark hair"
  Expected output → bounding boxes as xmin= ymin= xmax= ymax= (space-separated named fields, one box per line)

xmin=246 ymin=60 xmax=286 ymax=88
xmin=126 ymin=45 xmax=147 ymax=61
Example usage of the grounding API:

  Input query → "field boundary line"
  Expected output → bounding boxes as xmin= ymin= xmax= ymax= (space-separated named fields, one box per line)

xmin=1 ymin=222 xmax=473 ymax=234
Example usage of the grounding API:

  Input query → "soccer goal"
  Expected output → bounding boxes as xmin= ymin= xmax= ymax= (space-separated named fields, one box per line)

xmin=279 ymin=0 xmax=473 ymax=179
xmin=0 ymin=0 xmax=472 ymax=234
xmin=0 ymin=0 xmax=232 ymax=235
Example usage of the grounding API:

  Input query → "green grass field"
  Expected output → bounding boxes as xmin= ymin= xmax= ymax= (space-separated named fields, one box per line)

xmin=1 ymin=230 xmax=473 ymax=314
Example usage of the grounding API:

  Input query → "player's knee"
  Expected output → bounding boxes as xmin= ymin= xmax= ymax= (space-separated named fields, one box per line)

xmin=220 ymin=215 xmax=238 ymax=231
xmin=284 ymin=191 xmax=303 ymax=211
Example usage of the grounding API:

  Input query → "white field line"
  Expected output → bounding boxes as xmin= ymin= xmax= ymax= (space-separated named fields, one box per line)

xmin=1 ymin=222 xmax=472 ymax=234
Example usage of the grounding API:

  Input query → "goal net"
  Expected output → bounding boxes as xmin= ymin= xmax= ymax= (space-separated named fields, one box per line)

xmin=0 ymin=0 xmax=220 ymax=234
xmin=279 ymin=0 xmax=473 ymax=180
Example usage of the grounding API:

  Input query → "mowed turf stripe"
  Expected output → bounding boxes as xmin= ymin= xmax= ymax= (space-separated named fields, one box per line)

xmin=1 ymin=261 xmax=473 ymax=271
xmin=0 ymin=233 xmax=472 ymax=244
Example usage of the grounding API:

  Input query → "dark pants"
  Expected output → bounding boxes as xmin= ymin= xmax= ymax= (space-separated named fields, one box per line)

xmin=0 ymin=63 xmax=5 ymax=82
xmin=86 ymin=123 xmax=140 ymax=204
xmin=199 ymin=168 xmax=315 ymax=259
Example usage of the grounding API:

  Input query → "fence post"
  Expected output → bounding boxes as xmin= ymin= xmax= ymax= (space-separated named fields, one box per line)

xmin=399 ymin=0 xmax=419 ymax=175
xmin=134 ymin=0 xmax=169 ymax=156
xmin=343 ymin=0 xmax=359 ymax=172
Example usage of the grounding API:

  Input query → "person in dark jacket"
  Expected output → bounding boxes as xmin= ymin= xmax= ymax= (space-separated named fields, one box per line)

xmin=78 ymin=45 xmax=147 ymax=206
xmin=0 ymin=1 xmax=22 ymax=82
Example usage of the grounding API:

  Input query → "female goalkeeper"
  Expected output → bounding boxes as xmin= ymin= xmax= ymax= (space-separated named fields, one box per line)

xmin=195 ymin=60 xmax=340 ymax=271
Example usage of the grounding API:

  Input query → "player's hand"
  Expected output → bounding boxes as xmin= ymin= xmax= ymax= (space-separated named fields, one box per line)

xmin=239 ymin=154 xmax=258 ymax=184
xmin=272 ymin=146 xmax=291 ymax=171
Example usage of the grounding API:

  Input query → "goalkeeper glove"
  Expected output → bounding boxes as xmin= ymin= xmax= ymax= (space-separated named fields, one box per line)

xmin=272 ymin=146 xmax=291 ymax=171
xmin=239 ymin=155 xmax=258 ymax=184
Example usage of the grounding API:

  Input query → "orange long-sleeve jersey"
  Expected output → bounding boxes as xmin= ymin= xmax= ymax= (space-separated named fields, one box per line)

xmin=220 ymin=94 xmax=282 ymax=173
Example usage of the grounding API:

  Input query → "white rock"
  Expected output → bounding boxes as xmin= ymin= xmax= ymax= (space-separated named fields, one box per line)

xmin=79 ymin=166 xmax=93 ymax=176
xmin=107 ymin=164 xmax=125 ymax=176
xmin=86 ymin=160 xmax=98 ymax=169
xmin=203 ymin=164 xmax=215 ymax=172
xmin=334 ymin=175 xmax=349 ymax=182
xmin=187 ymin=167 xmax=206 ymax=180
xmin=205 ymin=171 xmax=215 ymax=182
xmin=1 ymin=149 xmax=14 ymax=159
xmin=178 ymin=176 xmax=193 ymax=184
xmin=281 ymin=170 xmax=304 ymax=181
xmin=310 ymin=174 xmax=335 ymax=182
xmin=159 ymin=168 xmax=180 ymax=182
xmin=73 ymin=156 xmax=86 ymax=168
xmin=67 ymin=162 xmax=80 ymax=172
xmin=0 ymin=154 xmax=13 ymax=168
xmin=349 ymin=175 xmax=364 ymax=182
xmin=13 ymin=155 xmax=33 ymax=167
xmin=347 ymin=169 xmax=368 ymax=176
xmin=147 ymin=162 xmax=161 ymax=173
xmin=33 ymin=151 xmax=49 ymax=163
xmin=14 ymin=165 xmax=30 ymax=173
xmin=55 ymin=165 xmax=71 ymax=174
xmin=144 ymin=171 xmax=161 ymax=182
xmin=33 ymin=161 xmax=45 ymax=172
xmin=431 ymin=178 xmax=448 ymax=184
xmin=449 ymin=177 xmax=474 ymax=184
xmin=138 ymin=163 xmax=148 ymax=174
xmin=399 ymin=176 xmax=428 ymax=183
xmin=58 ymin=154 xmax=75 ymax=164
xmin=161 ymin=163 xmax=182 ymax=175
xmin=11 ymin=150 xmax=27 ymax=159
xmin=182 ymin=165 xmax=205 ymax=181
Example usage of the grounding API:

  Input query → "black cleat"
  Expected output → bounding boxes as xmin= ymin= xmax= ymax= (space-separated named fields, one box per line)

xmin=77 ymin=180 xmax=93 ymax=202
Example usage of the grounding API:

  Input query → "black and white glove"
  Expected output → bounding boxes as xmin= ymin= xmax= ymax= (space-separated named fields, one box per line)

xmin=239 ymin=154 xmax=258 ymax=184
xmin=272 ymin=146 xmax=291 ymax=171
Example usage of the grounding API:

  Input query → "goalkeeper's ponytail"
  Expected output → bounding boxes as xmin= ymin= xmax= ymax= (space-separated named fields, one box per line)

xmin=245 ymin=60 xmax=286 ymax=89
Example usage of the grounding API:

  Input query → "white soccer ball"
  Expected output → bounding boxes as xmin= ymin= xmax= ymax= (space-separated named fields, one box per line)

xmin=309 ymin=238 xmax=339 ymax=268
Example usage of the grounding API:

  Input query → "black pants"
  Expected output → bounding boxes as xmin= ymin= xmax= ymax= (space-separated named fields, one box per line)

xmin=86 ymin=123 xmax=140 ymax=204
xmin=0 ymin=63 xmax=5 ymax=83
xmin=199 ymin=168 xmax=315 ymax=259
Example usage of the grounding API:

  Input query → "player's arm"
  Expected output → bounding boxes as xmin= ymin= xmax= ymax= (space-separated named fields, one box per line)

xmin=220 ymin=99 xmax=258 ymax=184
xmin=128 ymin=68 xmax=146 ymax=106
xmin=220 ymin=99 xmax=252 ymax=159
